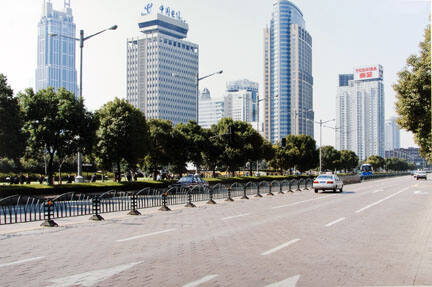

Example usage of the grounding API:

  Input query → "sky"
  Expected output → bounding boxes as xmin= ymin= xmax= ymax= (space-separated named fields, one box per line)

xmin=0 ymin=0 xmax=430 ymax=148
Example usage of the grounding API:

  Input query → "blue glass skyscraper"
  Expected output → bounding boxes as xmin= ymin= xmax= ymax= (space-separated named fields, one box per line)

xmin=35 ymin=0 xmax=78 ymax=97
xmin=264 ymin=0 xmax=313 ymax=143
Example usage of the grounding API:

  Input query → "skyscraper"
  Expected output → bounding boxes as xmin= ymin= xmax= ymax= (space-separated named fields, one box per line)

xmin=126 ymin=4 xmax=199 ymax=126
xmin=264 ymin=0 xmax=314 ymax=143
xmin=336 ymin=65 xmax=385 ymax=160
xmin=198 ymin=88 xmax=224 ymax=129
xmin=385 ymin=117 xmax=400 ymax=151
xmin=36 ymin=0 xmax=78 ymax=96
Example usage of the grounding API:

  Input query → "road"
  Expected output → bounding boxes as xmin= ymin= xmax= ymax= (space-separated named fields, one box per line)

xmin=0 ymin=175 xmax=431 ymax=287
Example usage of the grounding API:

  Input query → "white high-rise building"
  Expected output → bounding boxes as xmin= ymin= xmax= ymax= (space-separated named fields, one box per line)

xmin=336 ymin=65 xmax=385 ymax=160
xmin=264 ymin=0 xmax=314 ymax=143
xmin=198 ymin=88 xmax=224 ymax=129
xmin=385 ymin=117 xmax=400 ymax=151
xmin=224 ymin=91 xmax=253 ymax=123
xmin=36 ymin=0 xmax=78 ymax=96
xmin=126 ymin=4 xmax=199 ymax=126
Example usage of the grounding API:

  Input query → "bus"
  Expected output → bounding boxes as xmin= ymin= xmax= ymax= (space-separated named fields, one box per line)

xmin=360 ymin=163 xmax=373 ymax=176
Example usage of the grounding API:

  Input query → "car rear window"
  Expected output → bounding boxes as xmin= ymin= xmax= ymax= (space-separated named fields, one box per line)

xmin=317 ymin=175 xmax=333 ymax=180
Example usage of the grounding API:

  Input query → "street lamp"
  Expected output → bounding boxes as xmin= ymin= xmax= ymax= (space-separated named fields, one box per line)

xmin=307 ymin=118 xmax=335 ymax=174
xmin=50 ymin=25 xmax=118 ymax=182
xmin=196 ymin=70 xmax=223 ymax=123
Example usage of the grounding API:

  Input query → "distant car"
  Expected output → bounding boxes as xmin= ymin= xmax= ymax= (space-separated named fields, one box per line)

xmin=414 ymin=171 xmax=427 ymax=180
xmin=172 ymin=175 xmax=209 ymax=189
xmin=313 ymin=174 xmax=344 ymax=193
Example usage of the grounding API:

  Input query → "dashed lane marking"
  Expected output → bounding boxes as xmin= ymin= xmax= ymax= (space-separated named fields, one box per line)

xmin=182 ymin=274 xmax=218 ymax=287
xmin=222 ymin=213 xmax=250 ymax=220
xmin=272 ymin=195 xmax=338 ymax=209
xmin=325 ymin=217 xmax=346 ymax=227
xmin=355 ymin=187 xmax=410 ymax=213
xmin=0 ymin=256 xmax=45 ymax=268
xmin=116 ymin=228 xmax=176 ymax=242
xmin=264 ymin=275 xmax=301 ymax=287
xmin=261 ymin=239 xmax=300 ymax=256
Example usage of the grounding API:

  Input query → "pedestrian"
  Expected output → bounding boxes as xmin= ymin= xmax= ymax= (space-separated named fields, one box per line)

xmin=67 ymin=174 xmax=73 ymax=184
xmin=19 ymin=173 xmax=25 ymax=184
xmin=26 ymin=174 xmax=31 ymax=184
xmin=38 ymin=174 xmax=43 ymax=184
xmin=126 ymin=172 xmax=132 ymax=182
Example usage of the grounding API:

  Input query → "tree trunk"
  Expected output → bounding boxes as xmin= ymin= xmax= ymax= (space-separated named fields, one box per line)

xmin=116 ymin=161 xmax=121 ymax=182
xmin=212 ymin=169 xmax=216 ymax=178
xmin=153 ymin=170 xmax=157 ymax=181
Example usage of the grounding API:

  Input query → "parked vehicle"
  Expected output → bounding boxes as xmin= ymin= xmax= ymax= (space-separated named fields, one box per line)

xmin=172 ymin=174 xmax=209 ymax=189
xmin=360 ymin=163 xmax=373 ymax=176
xmin=313 ymin=174 xmax=344 ymax=193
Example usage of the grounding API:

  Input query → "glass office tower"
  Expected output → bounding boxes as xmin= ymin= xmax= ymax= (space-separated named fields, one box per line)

xmin=35 ymin=0 xmax=78 ymax=97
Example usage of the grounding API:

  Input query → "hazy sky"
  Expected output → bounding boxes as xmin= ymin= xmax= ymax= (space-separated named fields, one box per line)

xmin=0 ymin=0 xmax=430 ymax=148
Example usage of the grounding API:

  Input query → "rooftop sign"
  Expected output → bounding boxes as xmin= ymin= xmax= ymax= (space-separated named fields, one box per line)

xmin=354 ymin=65 xmax=383 ymax=81
xmin=141 ymin=2 xmax=182 ymax=21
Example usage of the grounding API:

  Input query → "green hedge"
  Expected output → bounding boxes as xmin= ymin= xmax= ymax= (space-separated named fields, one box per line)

xmin=0 ymin=175 xmax=314 ymax=198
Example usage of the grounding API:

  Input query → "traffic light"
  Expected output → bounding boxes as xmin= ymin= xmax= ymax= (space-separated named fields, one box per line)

xmin=281 ymin=137 xmax=286 ymax=147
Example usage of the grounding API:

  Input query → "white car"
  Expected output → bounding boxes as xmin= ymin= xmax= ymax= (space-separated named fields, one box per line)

xmin=414 ymin=171 xmax=427 ymax=180
xmin=313 ymin=174 xmax=344 ymax=193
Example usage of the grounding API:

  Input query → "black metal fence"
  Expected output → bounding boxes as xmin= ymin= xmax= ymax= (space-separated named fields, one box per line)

xmin=0 ymin=179 xmax=314 ymax=226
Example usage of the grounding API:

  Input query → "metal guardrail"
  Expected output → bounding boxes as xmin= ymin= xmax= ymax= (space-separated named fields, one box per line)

xmin=360 ymin=172 xmax=410 ymax=181
xmin=0 ymin=179 xmax=314 ymax=226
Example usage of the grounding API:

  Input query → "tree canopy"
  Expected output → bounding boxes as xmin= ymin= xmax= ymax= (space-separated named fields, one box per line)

xmin=367 ymin=155 xmax=385 ymax=171
xmin=0 ymin=74 xmax=26 ymax=162
xmin=394 ymin=24 xmax=431 ymax=161
xmin=320 ymin=146 xmax=341 ymax=172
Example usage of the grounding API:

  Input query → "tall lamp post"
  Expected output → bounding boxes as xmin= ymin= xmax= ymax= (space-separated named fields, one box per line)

xmin=196 ymin=70 xmax=223 ymax=123
xmin=308 ymin=118 xmax=335 ymax=174
xmin=50 ymin=25 xmax=118 ymax=182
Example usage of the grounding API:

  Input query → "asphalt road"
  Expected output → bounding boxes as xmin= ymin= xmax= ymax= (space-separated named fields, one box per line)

xmin=0 ymin=175 xmax=431 ymax=287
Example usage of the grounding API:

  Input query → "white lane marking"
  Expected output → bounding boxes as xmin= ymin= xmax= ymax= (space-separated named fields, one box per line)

xmin=372 ymin=189 xmax=384 ymax=193
xmin=116 ymin=228 xmax=176 ymax=242
xmin=355 ymin=187 xmax=410 ymax=213
xmin=264 ymin=275 xmax=301 ymax=287
xmin=272 ymin=195 xmax=338 ymax=209
xmin=325 ymin=217 xmax=346 ymax=227
xmin=261 ymin=239 xmax=300 ymax=256
xmin=182 ymin=274 xmax=218 ymax=287
xmin=222 ymin=213 xmax=250 ymax=220
xmin=414 ymin=190 xmax=428 ymax=195
xmin=46 ymin=261 xmax=143 ymax=287
xmin=0 ymin=256 xmax=45 ymax=268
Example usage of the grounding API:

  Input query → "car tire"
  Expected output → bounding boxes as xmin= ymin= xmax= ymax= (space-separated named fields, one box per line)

xmin=333 ymin=188 xmax=337 ymax=193
xmin=339 ymin=186 xmax=343 ymax=193
xmin=314 ymin=189 xmax=318 ymax=193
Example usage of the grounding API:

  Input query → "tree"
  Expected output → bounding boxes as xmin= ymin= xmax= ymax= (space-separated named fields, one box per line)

xmin=0 ymin=74 xmax=26 ymax=162
xmin=201 ymin=127 xmax=225 ymax=178
xmin=394 ymin=24 xmax=431 ymax=161
xmin=385 ymin=157 xmax=409 ymax=171
xmin=290 ymin=135 xmax=318 ymax=173
xmin=320 ymin=146 xmax=341 ymax=172
xmin=169 ymin=126 xmax=189 ymax=177
xmin=95 ymin=98 xmax=148 ymax=181
xmin=143 ymin=119 xmax=173 ymax=180
xmin=367 ymin=155 xmax=385 ymax=171
xmin=19 ymin=87 xmax=94 ymax=184
xmin=339 ymin=150 xmax=359 ymax=173
xmin=268 ymin=144 xmax=297 ymax=174
xmin=174 ymin=121 xmax=206 ymax=171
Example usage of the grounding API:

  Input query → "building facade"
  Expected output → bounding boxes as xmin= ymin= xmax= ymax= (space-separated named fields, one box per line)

xmin=224 ymin=80 xmax=259 ymax=125
xmin=385 ymin=147 xmax=429 ymax=168
xmin=264 ymin=0 xmax=314 ymax=143
xmin=198 ymin=88 xmax=224 ymax=129
xmin=126 ymin=5 xmax=199 ymax=126
xmin=36 ymin=0 xmax=78 ymax=96
xmin=336 ymin=65 xmax=385 ymax=160
xmin=385 ymin=117 xmax=400 ymax=151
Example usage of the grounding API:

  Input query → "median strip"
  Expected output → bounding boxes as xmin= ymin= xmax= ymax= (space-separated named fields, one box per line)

xmin=261 ymin=239 xmax=300 ymax=256
xmin=116 ymin=228 xmax=176 ymax=242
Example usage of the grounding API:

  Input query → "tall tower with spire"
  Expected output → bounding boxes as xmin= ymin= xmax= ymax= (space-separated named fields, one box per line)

xmin=35 ymin=0 xmax=78 ymax=96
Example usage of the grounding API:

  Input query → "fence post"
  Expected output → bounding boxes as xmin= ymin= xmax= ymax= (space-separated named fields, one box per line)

xmin=89 ymin=196 xmax=104 ymax=221
xmin=279 ymin=182 xmax=284 ymax=194
xmin=128 ymin=193 xmax=141 ymax=215
xmin=159 ymin=191 xmax=171 ymax=211
xmin=289 ymin=180 xmax=294 ymax=192
xmin=267 ymin=183 xmax=274 ymax=196
xmin=225 ymin=186 xmax=234 ymax=202
xmin=241 ymin=185 xmax=249 ymax=200
xmin=207 ymin=187 xmax=216 ymax=204
xmin=185 ymin=190 xmax=196 ymax=208
xmin=296 ymin=179 xmax=302 ymax=192
xmin=255 ymin=184 xmax=263 ymax=197
xmin=40 ymin=199 xmax=58 ymax=227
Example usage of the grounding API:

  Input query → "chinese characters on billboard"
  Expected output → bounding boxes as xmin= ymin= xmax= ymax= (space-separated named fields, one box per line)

xmin=354 ymin=65 xmax=383 ymax=80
